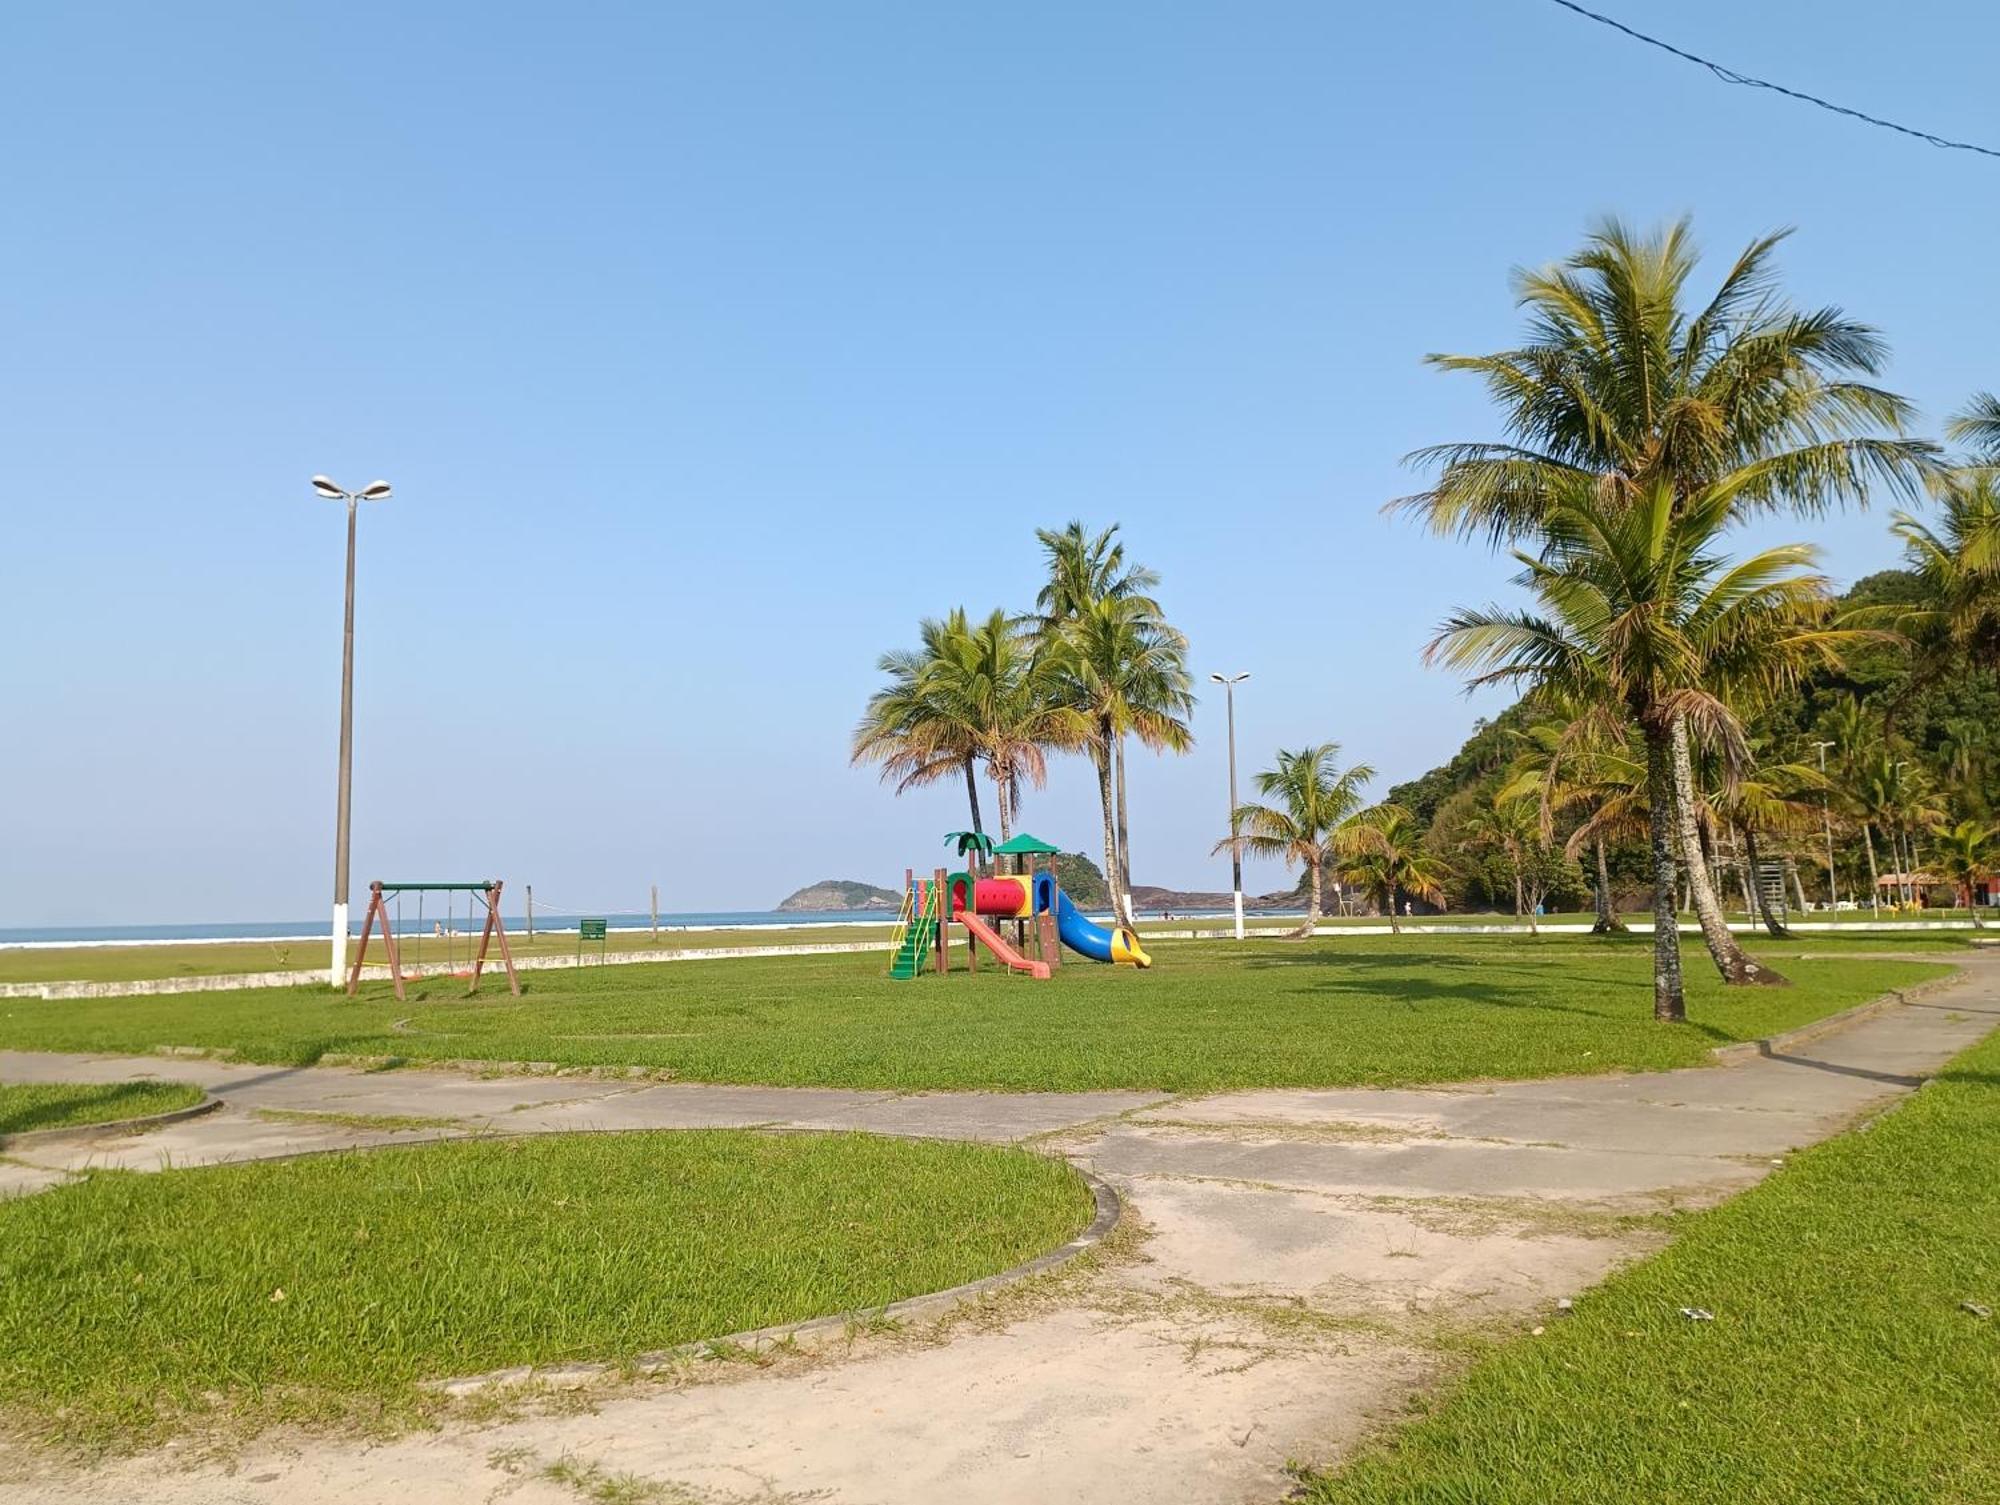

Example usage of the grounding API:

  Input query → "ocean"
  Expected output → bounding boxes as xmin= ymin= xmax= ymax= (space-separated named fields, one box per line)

xmin=0 ymin=905 xmax=1253 ymax=949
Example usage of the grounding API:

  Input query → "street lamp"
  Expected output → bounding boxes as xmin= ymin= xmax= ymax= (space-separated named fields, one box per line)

xmin=312 ymin=474 xmax=393 ymax=986
xmin=1811 ymin=740 xmax=1837 ymax=911
xmin=1892 ymin=759 xmax=1914 ymax=907
xmin=1209 ymin=672 xmax=1250 ymax=940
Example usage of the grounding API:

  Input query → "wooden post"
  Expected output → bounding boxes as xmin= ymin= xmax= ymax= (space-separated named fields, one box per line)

xmin=469 ymin=881 xmax=522 ymax=996
xmin=348 ymin=882 xmax=408 ymax=1001
xmin=650 ymin=883 xmax=659 ymax=942
xmin=526 ymin=885 xmax=534 ymax=942
xmin=934 ymin=866 xmax=950 ymax=975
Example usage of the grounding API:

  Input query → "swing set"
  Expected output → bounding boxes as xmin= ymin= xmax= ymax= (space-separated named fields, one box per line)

xmin=345 ymin=879 xmax=521 ymax=1001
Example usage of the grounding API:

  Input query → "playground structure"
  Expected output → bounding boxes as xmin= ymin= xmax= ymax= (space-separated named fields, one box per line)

xmin=346 ymin=879 xmax=521 ymax=1000
xmin=888 ymin=835 xmax=1152 ymax=980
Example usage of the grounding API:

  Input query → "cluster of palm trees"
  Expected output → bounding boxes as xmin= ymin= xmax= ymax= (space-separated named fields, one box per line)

xmin=1406 ymin=216 xmax=1998 ymax=1019
xmin=850 ymin=523 xmax=1192 ymax=928
xmin=1207 ymin=744 xmax=1444 ymax=938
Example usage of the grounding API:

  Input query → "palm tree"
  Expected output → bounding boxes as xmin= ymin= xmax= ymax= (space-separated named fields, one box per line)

xmin=1949 ymin=392 xmax=2000 ymax=457
xmin=1932 ymin=819 xmax=1998 ymax=925
xmin=853 ymin=608 xmax=1087 ymax=841
xmin=852 ymin=609 xmax=990 ymax=835
xmin=1337 ymin=805 xmax=1446 ymax=934
xmin=1464 ymin=791 xmax=1547 ymax=934
xmin=1712 ymin=750 xmax=1827 ymax=939
xmin=1213 ymin=743 xmax=1374 ymax=938
xmin=1501 ymin=715 xmax=1642 ymax=934
xmin=1892 ymin=463 xmax=2000 ymax=669
xmin=1033 ymin=523 xmax=1194 ymax=926
xmin=1396 ymin=218 xmax=1932 ymax=546
xmin=1402 ymin=218 xmax=1931 ymax=1005
xmin=1424 ymin=471 xmax=1874 ymax=1014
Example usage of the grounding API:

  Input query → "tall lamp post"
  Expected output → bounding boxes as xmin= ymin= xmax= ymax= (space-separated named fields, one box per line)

xmin=312 ymin=474 xmax=394 ymax=986
xmin=1209 ymin=672 xmax=1250 ymax=940
xmin=1811 ymin=739 xmax=1837 ymax=911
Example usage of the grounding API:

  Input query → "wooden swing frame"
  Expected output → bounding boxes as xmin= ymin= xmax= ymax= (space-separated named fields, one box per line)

xmin=346 ymin=879 xmax=521 ymax=1000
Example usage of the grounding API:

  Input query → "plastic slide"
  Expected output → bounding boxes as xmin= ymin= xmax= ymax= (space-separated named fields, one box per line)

xmin=1054 ymin=891 xmax=1152 ymax=968
xmin=958 ymin=910 xmax=1051 ymax=979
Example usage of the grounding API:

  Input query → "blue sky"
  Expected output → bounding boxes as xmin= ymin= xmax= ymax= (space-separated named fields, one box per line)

xmin=4 ymin=1 xmax=1996 ymax=924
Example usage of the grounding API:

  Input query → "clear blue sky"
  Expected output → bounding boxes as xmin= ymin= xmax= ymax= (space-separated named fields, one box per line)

xmin=5 ymin=2 xmax=1996 ymax=924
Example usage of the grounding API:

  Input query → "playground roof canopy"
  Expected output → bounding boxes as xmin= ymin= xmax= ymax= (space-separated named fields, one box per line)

xmin=993 ymin=833 xmax=1061 ymax=856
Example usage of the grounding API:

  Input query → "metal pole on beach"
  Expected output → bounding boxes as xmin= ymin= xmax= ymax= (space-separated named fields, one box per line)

xmin=1210 ymin=672 xmax=1250 ymax=940
xmin=312 ymin=475 xmax=392 ymax=987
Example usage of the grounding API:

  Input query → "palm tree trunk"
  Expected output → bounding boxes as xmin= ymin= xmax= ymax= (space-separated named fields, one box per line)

xmin=1790 ymin=862 xmax=1810 ymax=917
xmin=1113 ymin=733 xmax=1135 ymax=928
xmin=1643 ymin=725 xmax=1687 ymax=1021
xmin=1863 ymin=824 xmax=1881 ymax=915
xmin=962 ymin=759 xmax=985 ymax=849
xmin=1292 ymin=856 xmax=1322 ymax=939
xmin=1732 ymin=827 xmax=1756 ymax=916
xmin=1092 ymin=739 xmax=1119 ymax=921
xmin=1592 ymin=838 xmax=1622 ymax=934
xmin=1743 ymin=827 xmax=1790 ymax=938
xmin=993 ymin=763 xmax=1014 ymax=843
xmin=1670 ymin=718 xmax=1785 ymax=986
xmin=1386 ymin=881 xmax=1400 ymax=933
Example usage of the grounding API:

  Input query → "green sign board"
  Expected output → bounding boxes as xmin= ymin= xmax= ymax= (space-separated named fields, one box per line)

xmin=580 ymin=918 xmax=608 ymax=941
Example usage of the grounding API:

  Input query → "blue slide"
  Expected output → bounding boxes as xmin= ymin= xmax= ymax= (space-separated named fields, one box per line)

xmin=1054 ymin=891 xmax=1152 ymax=968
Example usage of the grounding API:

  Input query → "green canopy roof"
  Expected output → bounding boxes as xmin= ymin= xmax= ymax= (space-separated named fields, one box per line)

xmin=993 ymin=833 xmax=1060 ymax=856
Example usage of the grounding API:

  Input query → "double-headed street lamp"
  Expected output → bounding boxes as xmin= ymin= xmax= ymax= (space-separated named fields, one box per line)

xmin=1209 ymin=672 xmax=1250 ymax=940
xmin=312 ymin=474 xmax=393 ymax=986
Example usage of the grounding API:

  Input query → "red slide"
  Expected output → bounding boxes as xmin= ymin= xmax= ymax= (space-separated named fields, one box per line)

xmin=957 ymin=911 xmax=1051 ymax=979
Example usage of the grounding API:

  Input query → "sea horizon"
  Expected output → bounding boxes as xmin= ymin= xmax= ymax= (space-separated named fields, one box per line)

xmin=0 ymin=903 xmax=1275 ymax=949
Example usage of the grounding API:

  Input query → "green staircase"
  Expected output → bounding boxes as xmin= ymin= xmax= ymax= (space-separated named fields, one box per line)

xmin=887 ymin=884 xmax=940 ymax=979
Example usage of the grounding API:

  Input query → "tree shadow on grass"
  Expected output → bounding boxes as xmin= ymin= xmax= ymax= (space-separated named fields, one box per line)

xmin=1932 ymin=1068 xmax=2000 ymax=1089
xmin=0 ymin=1082 xmax=188 ymax=1136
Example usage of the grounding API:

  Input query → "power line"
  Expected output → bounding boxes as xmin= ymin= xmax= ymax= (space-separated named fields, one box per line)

xmin=1547 ymin=0 xmax=2000 ymax=160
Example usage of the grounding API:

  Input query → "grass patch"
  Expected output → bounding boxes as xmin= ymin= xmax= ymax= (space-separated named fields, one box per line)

xmin=1301 ymin=1026 xmax=2000 ymax=1504
xmin=0 ymin=1128 xmax=1093 ymax=1453
xmin=0 ymin=1080 xmax=205 ymax=1137
xmin=0 ymin=936 xmax=1949 ymax=1093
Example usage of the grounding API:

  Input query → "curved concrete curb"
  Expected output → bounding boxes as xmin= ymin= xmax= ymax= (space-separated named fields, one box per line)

xmin=1708 ymin=969 xmax=1964 ymax=1063
xmin=427 ymin=1164 xmax=1124 ymax=1398
xmin=0 ymin=1091 xmax=222 ymax=1151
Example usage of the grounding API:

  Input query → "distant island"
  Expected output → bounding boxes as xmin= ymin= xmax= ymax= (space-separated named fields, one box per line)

xmin=776 ymin=879 xmax=901 ymax=912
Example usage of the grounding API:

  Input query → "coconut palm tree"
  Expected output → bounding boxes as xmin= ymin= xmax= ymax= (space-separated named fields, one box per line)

xmin=1932 ymin=819 xmax=1998 ymax=925
xmin=1212 ymin=743 xmax=1374 ymax=938
xmin=1396 ymin=218 xmax=1932 ymax=547
xmin=1424 ymin=468 xmax=1877 ymax=1014
xmin=1403 ymin=219 xmax=1931 ymax=1005
xmin=852 ymin=609 xmax=990 ymax=835
xmin=1950 ymin=393 xmax=2000 ymax=457
xmin=1464 ymin=791 xmax=1548 ymax=934
xmin=1711 ymin=750 xmax=1827 ymax=939
xmin=1033 ymin=523 xmax=1194 ymax=926
xmin=1336 ymin=805 xmax=1446 ymax=934
xmin=1500 ymin=715 xmax=1641 ymax=933
xmin=1892 ymin=463 xmax=2000 ymax=669
xmin=853 ymin=608 xmax=1087 ymax=842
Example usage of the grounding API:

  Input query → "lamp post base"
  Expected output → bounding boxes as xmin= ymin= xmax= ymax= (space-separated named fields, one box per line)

xmin=330 ymin=901 xmax=349 ymax=988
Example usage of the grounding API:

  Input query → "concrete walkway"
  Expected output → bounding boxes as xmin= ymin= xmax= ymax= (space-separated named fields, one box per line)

xmin=3 ymin=956 xmax=1996 ymax=1505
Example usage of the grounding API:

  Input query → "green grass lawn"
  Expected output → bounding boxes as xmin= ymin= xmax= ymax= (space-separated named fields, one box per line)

xmin=0 ymin=1129 xmax=1094 ymax=1452
xmin=0 ymin=935 xmax=1952 ymax=1093
xmin=0 ymin=923 xmax=899 ymax=984
xmin=0 ymin=1080 xmax=205 ymax=1137
xmin=2 ymin=910 xmax=1977 ymax=986
xmin=1302 ymin=1024 xmax=2000 ymax=1505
